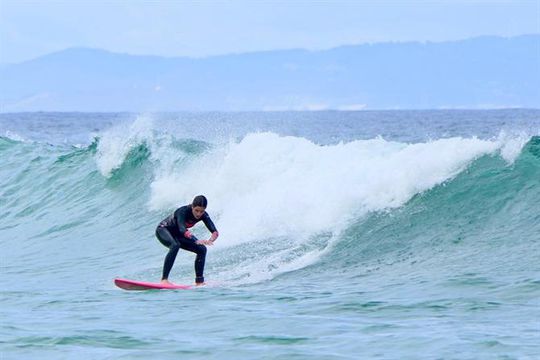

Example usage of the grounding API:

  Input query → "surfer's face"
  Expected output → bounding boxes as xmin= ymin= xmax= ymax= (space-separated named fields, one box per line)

xmin=192 ymin=206 xmax=206 ymax=219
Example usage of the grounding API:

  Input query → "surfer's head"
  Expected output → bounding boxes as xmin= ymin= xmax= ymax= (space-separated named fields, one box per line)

xmin=191 ymin=195 xmax=208 ymax=219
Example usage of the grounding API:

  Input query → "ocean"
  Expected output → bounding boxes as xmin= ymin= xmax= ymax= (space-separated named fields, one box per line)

xmin=1 ymin=110 xmax=539 ymax=359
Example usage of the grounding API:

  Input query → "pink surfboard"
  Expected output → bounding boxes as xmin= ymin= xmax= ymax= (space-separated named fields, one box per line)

xmin=114 ymin=278 xmax=192 ymax=290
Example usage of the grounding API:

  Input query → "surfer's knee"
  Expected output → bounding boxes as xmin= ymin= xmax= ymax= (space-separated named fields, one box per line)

xmin=169 ymin=243 xmax=181 ymax=252
xmin=197 ymin=245 xmax=207 ymax=257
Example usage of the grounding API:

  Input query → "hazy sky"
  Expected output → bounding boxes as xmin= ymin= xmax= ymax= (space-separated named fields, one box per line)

xmin=1 ymin=0 xmax=539 ymax=64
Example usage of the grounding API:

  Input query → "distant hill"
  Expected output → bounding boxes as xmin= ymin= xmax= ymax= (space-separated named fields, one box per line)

xmin=1 ymin=35 xmax=539 ymax=111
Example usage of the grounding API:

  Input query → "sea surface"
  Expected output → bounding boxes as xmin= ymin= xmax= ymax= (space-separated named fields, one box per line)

xmin=1 ymin=110 xmax=539 ymax=359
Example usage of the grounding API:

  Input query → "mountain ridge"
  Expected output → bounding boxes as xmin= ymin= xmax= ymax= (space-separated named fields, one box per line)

xmin=1 ymin=34 xmax=538 ymax=111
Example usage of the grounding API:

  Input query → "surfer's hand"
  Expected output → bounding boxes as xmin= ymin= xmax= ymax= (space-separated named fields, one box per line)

xmin=196 ymin=239 xmax=214 ymax=246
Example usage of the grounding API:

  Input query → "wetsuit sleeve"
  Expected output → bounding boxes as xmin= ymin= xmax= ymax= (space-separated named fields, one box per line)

xmin=175 ymin=207 xmax=188 ymax=236
xmin=202 ymin=212 xmax=217 ymax=233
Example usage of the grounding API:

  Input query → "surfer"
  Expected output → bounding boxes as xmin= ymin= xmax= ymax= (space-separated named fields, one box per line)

xmin=155 ymin=195 xmax=219 ymax=286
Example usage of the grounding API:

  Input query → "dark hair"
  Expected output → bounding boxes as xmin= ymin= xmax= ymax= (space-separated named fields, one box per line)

xmin=192 ymin=195 xmax=208 ymax=208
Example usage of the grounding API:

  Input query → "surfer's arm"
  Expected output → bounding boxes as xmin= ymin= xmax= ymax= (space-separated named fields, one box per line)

xmin=202 ymin=213 xmax=219 ymax=241
xmin=175 ymin=208 xmax=192 ymax=239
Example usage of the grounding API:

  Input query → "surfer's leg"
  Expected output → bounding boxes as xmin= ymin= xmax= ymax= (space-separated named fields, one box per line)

xmin=156 ymin=227 xmax=181 ymax=280
xmin=156 ymin=227 xmax=174 ymax=247
xmin=180 ymin=240 xmax=207 ymax=284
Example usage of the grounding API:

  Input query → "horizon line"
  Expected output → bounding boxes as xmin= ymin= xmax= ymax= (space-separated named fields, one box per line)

xmin=2 ymin=107 xmax=539 ymax=115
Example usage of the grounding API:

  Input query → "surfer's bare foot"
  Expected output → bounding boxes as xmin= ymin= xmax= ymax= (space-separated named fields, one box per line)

xmin=195 ymin=282 xmax=206 ymax=287
xmin=161 ymin=279 xmax=173 ymax=285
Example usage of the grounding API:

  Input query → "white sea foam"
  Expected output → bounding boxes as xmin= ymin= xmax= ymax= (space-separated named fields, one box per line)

xmin=149 ymin=133 xmax=503 ymax=246
xmin=497 ymin=130 xmax=530 ymax=164
xmin=95 ymin=115 xmax=155 ymax=177
xmin=3 ymin=130 xmax=27 ymax=142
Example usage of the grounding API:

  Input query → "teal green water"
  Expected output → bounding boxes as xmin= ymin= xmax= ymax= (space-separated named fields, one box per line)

xmin=1 ymin=111 xmax=539 ymax=359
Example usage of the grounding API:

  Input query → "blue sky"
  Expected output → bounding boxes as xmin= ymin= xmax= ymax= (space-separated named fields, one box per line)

xmin=1 ymin=0 xmax=539 ymax=64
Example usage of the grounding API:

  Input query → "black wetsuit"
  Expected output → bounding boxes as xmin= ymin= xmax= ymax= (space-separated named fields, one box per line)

xmin=156 ymin=205 xmax=217 ymax=283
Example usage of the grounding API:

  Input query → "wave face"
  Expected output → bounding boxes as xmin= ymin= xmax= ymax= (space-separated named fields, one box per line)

xmin=1 ymin=115 xmax=538 ymax=284
xmin=1 ymin=111 xmax=539 ymax=359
